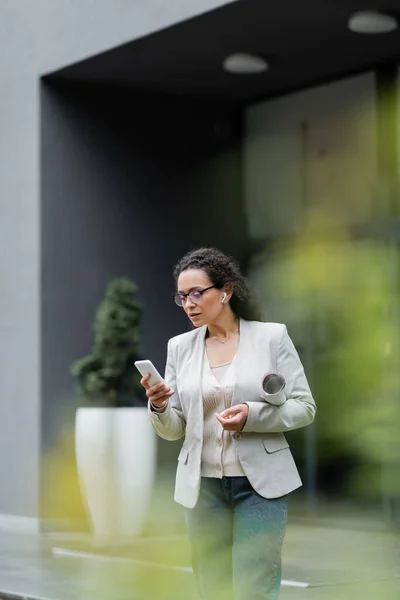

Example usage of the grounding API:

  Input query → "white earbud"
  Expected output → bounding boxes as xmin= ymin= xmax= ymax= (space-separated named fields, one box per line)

xmin=221 ymin=292 xmax=227 ymax=303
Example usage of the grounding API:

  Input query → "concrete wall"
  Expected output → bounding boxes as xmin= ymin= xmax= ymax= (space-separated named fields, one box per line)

xmin=40 ymin=79 xmax=246 ymax=461
xmin=0 ymin=0 xmax=236 ymax=522
xmin=40 ymin=80 xmax=246 ymax=522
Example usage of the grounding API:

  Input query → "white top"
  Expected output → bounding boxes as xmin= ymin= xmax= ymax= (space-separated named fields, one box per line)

xmin=210 ymin=361 xmax=232 ymax=382
xmin=200 ymin=351 xmax=245 ymax=478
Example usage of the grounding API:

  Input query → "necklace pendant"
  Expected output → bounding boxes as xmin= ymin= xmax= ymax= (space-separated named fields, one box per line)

xmin=212 ymin=330 xmax=239 ymax=344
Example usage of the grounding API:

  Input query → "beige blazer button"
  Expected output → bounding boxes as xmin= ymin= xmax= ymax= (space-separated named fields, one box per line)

xmin=233 ymin=432 xmax=242 ymax=440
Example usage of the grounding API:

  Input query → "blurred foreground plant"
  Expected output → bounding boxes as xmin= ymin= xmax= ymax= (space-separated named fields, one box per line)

xmin=266 ymin=213 xmax=400 ymax=501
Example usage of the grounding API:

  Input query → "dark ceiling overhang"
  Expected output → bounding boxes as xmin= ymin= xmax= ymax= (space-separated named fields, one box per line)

xmin=48 ymin=0 xmax=400 ymax=107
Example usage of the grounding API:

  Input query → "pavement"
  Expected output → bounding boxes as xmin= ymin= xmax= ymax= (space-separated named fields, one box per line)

xmin=0 ymin=514 xmax=398 ymax=600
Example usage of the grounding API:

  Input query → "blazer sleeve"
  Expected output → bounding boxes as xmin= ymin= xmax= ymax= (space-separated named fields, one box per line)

xmin=241 ymin=325 xmax=316 ymax=433
xmin=148 ymin=339 xmax=186 ymax=441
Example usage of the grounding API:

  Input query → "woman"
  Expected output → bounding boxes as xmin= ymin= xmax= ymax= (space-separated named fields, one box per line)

xmin=141 ymin=247 xmax=316 ymax=600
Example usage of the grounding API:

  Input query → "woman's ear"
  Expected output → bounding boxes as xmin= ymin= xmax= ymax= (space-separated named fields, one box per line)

xmin=223 ymin=283 xmax=234 ymax=302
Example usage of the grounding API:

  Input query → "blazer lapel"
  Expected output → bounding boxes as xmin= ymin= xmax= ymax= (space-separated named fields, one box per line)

xmin=187 ymin=326 xmax=207 ymax=437
xmin=190 ymin=325 xmax=207 ymax=386
xmin=232 ymin=319 xmax=258 ymax=406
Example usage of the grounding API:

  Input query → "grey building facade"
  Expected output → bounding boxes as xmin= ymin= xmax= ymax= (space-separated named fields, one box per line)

xmin=1 ymin=0 xmax=399 ymax=530
xmin=0 ymin=0 xmax=239 ymax=529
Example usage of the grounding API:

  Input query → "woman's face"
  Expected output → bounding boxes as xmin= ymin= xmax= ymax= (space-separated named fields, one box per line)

xmin=176 ymin=269 xmax=227 ymax=327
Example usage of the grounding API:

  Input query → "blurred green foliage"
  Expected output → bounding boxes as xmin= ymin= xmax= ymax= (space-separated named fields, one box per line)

xmin=268 ymin=214 xmax=400 ymax=501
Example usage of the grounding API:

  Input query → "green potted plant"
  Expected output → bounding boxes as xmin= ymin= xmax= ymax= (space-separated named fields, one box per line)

xmin=71 ymin=277 xmax=146 ymax=407
xmin=72 ymin=278 xmax=156 ymax=541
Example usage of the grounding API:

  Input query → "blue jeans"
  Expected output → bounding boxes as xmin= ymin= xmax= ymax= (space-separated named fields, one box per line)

xmin=184 ymin=477 xmax=288 ymax=600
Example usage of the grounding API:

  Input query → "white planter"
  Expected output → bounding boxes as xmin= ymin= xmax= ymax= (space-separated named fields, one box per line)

xmin=75 ymin=406 xmax=156 ymax=541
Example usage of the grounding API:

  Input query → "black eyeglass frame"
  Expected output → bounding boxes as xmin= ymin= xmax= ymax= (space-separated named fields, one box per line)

xmin=173 ymin=284 xmax=217 ymax=307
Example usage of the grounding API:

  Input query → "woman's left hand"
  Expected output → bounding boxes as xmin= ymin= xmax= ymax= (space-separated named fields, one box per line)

xmin=215 ymin=404 xmax=249 ymax=431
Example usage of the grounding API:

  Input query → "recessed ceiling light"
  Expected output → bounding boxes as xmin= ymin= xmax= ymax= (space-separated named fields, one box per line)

xmin=348 ymin=10 xmax=398 ymax=34
xmin=223 ymin=53 xmax=268 ymax=75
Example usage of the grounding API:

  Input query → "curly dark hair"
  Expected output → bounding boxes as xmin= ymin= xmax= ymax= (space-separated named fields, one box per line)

xmin=173 ymin=247 xmax=262 ymax=322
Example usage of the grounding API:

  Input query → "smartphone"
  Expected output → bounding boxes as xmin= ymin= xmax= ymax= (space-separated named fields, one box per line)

xmin=134 ymin=360 xmax=164 ymax=387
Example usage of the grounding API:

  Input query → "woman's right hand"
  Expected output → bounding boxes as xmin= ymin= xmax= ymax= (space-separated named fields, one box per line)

xmin=140 ymin=373 xmax=174 ymax=409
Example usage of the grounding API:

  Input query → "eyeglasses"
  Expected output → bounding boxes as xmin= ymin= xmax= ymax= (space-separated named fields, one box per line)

xmin=173 ymin=285 xmax=217 ymax=307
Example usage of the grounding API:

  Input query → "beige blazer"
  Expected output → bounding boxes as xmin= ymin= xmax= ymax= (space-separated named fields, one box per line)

xmin=149 ymin=320 xmax=316 ymax=509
